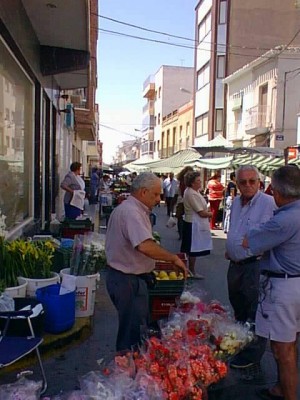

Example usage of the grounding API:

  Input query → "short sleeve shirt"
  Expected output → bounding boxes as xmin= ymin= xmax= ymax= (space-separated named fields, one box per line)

xmin=183 ymin=187 xmax=208 ymax=223
xmin=105 ymin=196 xmax=155 ymax=274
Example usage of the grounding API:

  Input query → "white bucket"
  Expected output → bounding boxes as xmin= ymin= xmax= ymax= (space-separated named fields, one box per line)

xmin=22 ymin=272 xmax=60 ymax=297
xmin=60 ymin=268 xmax=100 ymax=317
xmin=4 ymin=277 xmax=28 ymax=298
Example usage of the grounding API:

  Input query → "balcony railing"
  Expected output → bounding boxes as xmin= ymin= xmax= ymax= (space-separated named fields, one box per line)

xmin=142 ymin=100 xmax=155 ymax=114
xmin=245 ymin=105 xmax=270 ymax=134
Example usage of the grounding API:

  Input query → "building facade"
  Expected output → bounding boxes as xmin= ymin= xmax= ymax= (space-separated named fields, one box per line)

xmin=0 ymin=0 xmax=98 ymax=236
xmin=194 ymin=0 xmax=300 ymax=145
xmin=161 ymin=100 xmax=194 ymax=158
xmin=143 ymin=66 xmax=194 ymax=160
xmin=224 ymin=47 xmax=300 ymax=151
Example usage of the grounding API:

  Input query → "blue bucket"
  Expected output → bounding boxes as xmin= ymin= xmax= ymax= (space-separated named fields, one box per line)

xmin=36 ymin=284 xmax=75 ymax=334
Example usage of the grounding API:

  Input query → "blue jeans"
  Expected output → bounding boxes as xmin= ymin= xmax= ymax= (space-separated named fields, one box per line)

xmin=106 ymin=267 xmax=149 ymax=352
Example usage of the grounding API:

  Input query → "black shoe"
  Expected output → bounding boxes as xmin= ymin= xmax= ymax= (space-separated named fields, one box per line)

xmin=230 ymin=355 xmax=255 ymax=369
xmin=256 ymin=388 xmax=284 ymax=400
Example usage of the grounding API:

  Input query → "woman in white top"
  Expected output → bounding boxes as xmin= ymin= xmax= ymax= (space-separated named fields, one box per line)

xmin=180 ymin=171 xmax=213 ymax=277
xmin=60 ymin=162 xmax=85 ymax=219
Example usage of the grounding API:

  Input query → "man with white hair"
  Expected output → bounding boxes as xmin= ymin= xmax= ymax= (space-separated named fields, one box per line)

xmin=225 ymin=165 xmax=276 ymax=369
xmin=105 ymin=172 xmax=187 ymax=352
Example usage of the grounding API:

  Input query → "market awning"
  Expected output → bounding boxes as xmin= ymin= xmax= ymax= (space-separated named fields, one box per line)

xmin=123 ymin=155 xmax=159 ymax=172
xmin=185 ymin=156 xmax=234 ymax=170
xmin=193 ymin=134 xmax=233 ymax=156
xmin=145 ymin=149 xmax=200 ymax=174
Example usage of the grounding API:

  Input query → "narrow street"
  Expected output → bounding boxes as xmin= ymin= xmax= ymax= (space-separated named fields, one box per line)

xmin=2 ymin=203 xmax=289 ymax=399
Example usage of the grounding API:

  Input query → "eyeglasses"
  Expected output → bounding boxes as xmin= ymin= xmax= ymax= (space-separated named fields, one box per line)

xmin=238 ymin=178 xmax=258 ymax=186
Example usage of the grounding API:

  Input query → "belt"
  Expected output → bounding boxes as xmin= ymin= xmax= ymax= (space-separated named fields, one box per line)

xmin=261 ymin=270 xmax=300 ymax=279
xmin=230 ymin=256 xmax=260 ymax=266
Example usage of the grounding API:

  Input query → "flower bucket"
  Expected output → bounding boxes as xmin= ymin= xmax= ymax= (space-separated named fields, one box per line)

xmin=36 ymin=284 xmax=75 ymax=334
xmin=21 ymin=272 xmax=60 ymax=298
xmin=60 ymin=268 xmax=100 ymax=317
xmin=4 ymin=277 xmax=27 ymax=298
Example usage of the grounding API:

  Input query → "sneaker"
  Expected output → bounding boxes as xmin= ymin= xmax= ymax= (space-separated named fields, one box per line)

xmin=230 ymin=356 xmax=255 ymax=369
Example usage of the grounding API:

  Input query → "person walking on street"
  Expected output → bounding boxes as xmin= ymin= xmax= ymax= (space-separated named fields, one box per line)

xmin=163 ymin=172 xmax=178 ymax=216
xmin=105 ymin=172 xmax=187 ymax=352
xmin=180 ymin=171 xmax=213 ymax=278
xmin=225 ymin=165 xmax=276 ymax=369
xmin=176 ymin=166 xmax=193 ymax=240
xmin=223 ymin=172 xmax=237 ymax=233
xmin=243 ymin=165 xmax=300 ymax=400
xmin=206 ymin=171 xmax=224 ymax=229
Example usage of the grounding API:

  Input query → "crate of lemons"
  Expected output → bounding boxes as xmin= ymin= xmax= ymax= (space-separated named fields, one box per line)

xmin=152 ymin=256 xmax=189 ymax=290
xmin=154 ymin=268 xmax=185 ymax=281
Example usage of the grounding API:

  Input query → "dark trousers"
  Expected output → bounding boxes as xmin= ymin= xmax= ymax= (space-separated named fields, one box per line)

xmin=165 ymin=196 xmax=175 ymax=216
xmin=227 ymin=260 xmax=267 ymax=363
xmin=106 ymin=267 xmax=149 ymax=352
xmin=64 ymin=203 xmax=81 ymax=219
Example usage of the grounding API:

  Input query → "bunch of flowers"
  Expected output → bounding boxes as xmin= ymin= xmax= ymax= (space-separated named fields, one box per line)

xmin=6 ymin=239 xmax=55 ymax=279
xmin=70 ymin=232 xmax=106 ymax=276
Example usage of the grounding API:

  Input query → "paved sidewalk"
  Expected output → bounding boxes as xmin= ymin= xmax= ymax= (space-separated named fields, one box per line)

xmin=1 ymin=203 xmax=299 ymax=399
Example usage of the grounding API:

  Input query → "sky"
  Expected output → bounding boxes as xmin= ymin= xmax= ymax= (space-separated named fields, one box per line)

xmin=97 ymin=0 xmax=196 ymax=164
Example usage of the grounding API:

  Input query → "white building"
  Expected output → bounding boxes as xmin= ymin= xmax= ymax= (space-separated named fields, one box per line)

xmin=224 ymin=47 xmax=300 ymax=150
xmin=143 ymin=66 xmax=194 ymax=160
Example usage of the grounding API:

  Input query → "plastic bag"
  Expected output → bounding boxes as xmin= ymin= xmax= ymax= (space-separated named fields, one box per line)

xmin=166 ymin=216 xmax=177 ymax=228
xmin=70 ymin=232 xmax=106 ymax=276
xmin=0 ymin=377 xmax=42 ymax=400
xmin=0 ymin=293 xmax=14 ymax=312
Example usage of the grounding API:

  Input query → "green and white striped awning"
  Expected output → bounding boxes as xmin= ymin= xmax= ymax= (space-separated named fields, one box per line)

xmin=148 ymin=149 xmax=200 ymax=174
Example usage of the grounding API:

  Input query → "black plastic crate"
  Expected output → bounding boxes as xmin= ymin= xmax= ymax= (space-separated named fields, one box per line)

xmin=61 ymin=218 xmax=94 ymax=239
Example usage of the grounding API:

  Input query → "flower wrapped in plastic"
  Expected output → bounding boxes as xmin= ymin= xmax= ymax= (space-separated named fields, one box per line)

xmin=70 ymin=232 xmax=106 ymax=276
xmin=0 ymin=377 xmax=42 ymax=400
xmin=209 ymin=320 xmax=254 ymax=361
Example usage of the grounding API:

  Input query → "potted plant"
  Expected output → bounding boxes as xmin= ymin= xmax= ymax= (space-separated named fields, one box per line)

xmin=15 ymin=239 xmax=59 ymax=297
xmin=0 ymin=209 xmax=27 ymax=297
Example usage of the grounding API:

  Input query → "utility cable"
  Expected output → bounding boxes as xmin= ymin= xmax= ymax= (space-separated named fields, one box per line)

xmin=99 ymin=123 xmax=143 ymax=139
xmin=99 ymin=28 xmax=300 ymax=61
xmin=96 ymin=13 xmax=273 ymax=52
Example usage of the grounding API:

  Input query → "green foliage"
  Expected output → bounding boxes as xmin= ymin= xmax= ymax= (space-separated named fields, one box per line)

xmin=0 ymin=238 xmax=56 ymax=292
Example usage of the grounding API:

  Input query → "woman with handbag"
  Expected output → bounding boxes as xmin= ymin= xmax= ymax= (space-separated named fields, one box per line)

xmin=180 ymin=171 xmax=213 ymax=278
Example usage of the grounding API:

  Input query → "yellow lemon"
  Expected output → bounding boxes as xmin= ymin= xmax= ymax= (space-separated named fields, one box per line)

xmin=169 ymin=271 xmax=178 ymax=280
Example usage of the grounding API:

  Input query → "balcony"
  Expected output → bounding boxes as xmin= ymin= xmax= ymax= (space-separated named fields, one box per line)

xmin=227 ymin=121 xmax=243 ymax=141
xmin=143 ymin=100 xmax=155 ymax=115
xmin=245 ymin=105 xmax=270 ymax=135
xmin=143 ymin=76 xmax=155 ymax=99
xmin=141 ymin=140 xmax=154 ymax=156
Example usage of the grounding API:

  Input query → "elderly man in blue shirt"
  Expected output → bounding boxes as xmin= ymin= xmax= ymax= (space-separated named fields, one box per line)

xmin=243 ymin=165 xmax=300 ymax=400
xmin=225 ymin=165 xmax=276 ymax=369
